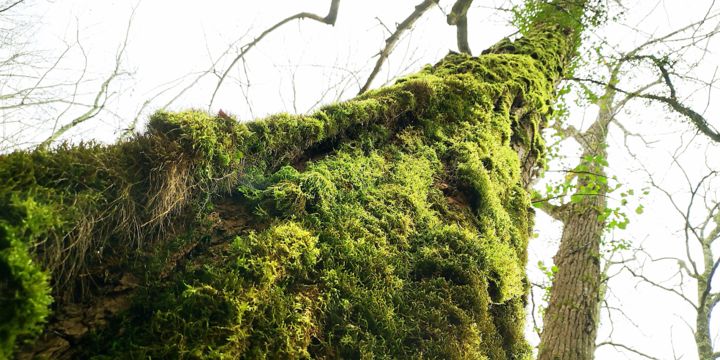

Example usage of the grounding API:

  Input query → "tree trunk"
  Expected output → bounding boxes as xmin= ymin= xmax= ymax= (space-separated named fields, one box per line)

xmin=537 ymin=197 xmax=605 ymax=360
xmin=1 ymin=1 xmax=588 ymax=358
xmin=696 ymin=239 xmax=718 ymax=360
xmin=537 ymin=85 xmax=614 ymax=360
xmin=696 ymin=283 xmax=715 ymax=360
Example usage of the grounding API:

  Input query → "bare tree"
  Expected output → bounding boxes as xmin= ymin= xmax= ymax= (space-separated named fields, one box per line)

xmin=616 ymin=161 xmax=719 ymax=359
xmin=533 ymin=3 xmax=720 ymax=358
xmin=0 ymin=1 xmax=133 ymax=151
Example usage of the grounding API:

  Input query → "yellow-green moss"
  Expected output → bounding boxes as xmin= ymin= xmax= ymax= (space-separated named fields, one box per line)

xmin=79 ymin=47 xmax=558 ymax=357
xmin=0 ymin=196 xmax=54 ymax=358
xmin=0 ymin=2 xmax=586 ymax=355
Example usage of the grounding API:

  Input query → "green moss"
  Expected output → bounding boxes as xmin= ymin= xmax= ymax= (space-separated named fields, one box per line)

xmin=83 ymin=221 xmax=322 ymax=359
xmin=87 ymin=113 xmax=535 ymax=359
xmin=0 ymin=110 xmax=256 ymax=356
xmin=0 ymin=195 xmax=54 ymax=358
xmin=147 ymin=110 xmax=248 ymax=174
xmin=0 ymin=2 xmax=582 ymax=356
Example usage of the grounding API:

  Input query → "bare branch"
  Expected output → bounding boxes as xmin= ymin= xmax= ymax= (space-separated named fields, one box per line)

xmin=596 ymin=341 xmax=661 ymax=360
xmin=573 ymin=73 xmax=720 ymax=143
xmin=39 ymin=6 xmax=135 ymax=147
xmin=639 ymin=92 xmax=720 ymax=143
xmin=447 ymin=0 xmax=473 ymax=54
xmin=624 ymin=265 xmax=698 ymax=310
xmin=711 ymin=292 xmax=720 ymax=308
xmin=534 ymin=200 xmax=565 ymax=222
xmin=0 ymin=0 xmax=24 ymax=13
xmin=208 ymin=0 xmax=341 ymax=109
xmin=633 ymin=54 xmax=720 ymax=143
xmin=358 ymin=0 xmax=437 ymax=94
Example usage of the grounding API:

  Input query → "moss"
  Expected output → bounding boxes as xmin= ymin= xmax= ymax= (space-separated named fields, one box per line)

xmin=83 ymin=221 xmax=322 ymax=359
xmin=2 ymin=55 xmax=546 ymax=357
xmin=0 ymin=110 xmax=256 ymax=356
xmin=87 ymin=115 xmax=534 ymax=359
xmin=1 ymin=2 xmax=583 ymax=356
xmin=0 ymin=195 xmax=54 ymax=358
xmin=147 ymin=110 xmax=248 ymax=175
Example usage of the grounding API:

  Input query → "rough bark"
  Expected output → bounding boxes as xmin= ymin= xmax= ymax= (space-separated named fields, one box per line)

xmin=537 ymin=195 xmax=605 ymax=360
xmin=697 ymin=279 xmax=715 ymax=360
xmin=537 ymin=77 xmax=615 ymax=360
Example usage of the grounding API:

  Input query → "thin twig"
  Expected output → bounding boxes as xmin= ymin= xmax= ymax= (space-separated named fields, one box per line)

xmin=596 ymin=341 xmax=661 ymax=360
xmin=208 ymin=0 xmax=341 ymax=109
xmin=358 ymin=0 xmax=437 ymax=94
xmin=39 ymin=6 xmax=135 ymax=147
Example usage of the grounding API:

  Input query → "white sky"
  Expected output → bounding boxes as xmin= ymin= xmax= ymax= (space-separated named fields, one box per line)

xmin=4 ymin=0 xmax=720 ymax=359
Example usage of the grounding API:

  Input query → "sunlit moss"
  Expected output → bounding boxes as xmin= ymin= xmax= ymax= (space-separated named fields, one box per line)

xmin=1 ymin=13 xmax=572 ymax=357
xmin=0 ymin=196 xmax=54 ymax=358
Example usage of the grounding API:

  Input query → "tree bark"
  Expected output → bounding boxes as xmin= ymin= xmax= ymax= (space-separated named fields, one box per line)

xmin=538 ymin=80 xmax=615 ymax=360
xmin=537 ymin=197 xmax=605 ymax=360
xmin=696 ymin=236 xmax=719 ymax=359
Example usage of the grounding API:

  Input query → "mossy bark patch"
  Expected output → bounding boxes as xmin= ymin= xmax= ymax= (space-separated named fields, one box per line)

xmin=71 ymin=50 xmax=558 ymax=359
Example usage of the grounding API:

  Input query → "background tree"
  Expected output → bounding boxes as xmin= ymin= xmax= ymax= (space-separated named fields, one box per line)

xmin=0 ymin=0 xmax=133 ymax=151
xmin=623 ymin=165 xmax=719 ymax=359
xmin=528 ymin=1 xmax=720 ymax=358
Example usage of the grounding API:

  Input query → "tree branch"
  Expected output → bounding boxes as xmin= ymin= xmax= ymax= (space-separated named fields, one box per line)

xmin=640 ymin=92 xmax=720 ymax=143
xmin=0 ymin=0 xmax=24 ymax=13
xmin=573 ymin=74 xmax=720 ymax=143
xmin=624 ymin=266 xmax=698 ymax=310
xmin=634 ymin=54 xmax=720 ymax=143
xmin=596 ymin=341 xmax=661 ymax=360
xmin=534 ymin=200 xmax=565 ymax=222
xmin=447 ymin=0 xmax=473 ymax=54
xmin=39 ymin=6 xmax=134 ymax=148
xmin=358 ymin=0 xmax=437 ymax=94
xmin=208 ymin=0 xmax=341 ymax=109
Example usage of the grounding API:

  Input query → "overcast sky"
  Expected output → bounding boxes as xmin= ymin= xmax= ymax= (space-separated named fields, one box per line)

xmin=4 ymin=1 xmax=720 ymax=359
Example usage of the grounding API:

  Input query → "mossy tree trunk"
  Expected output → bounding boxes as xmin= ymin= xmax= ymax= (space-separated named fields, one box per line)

xmin=1 ymin=1 xmax=589 ymax=358
xmin=696 ymin=273 xmax=718 ymax=360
